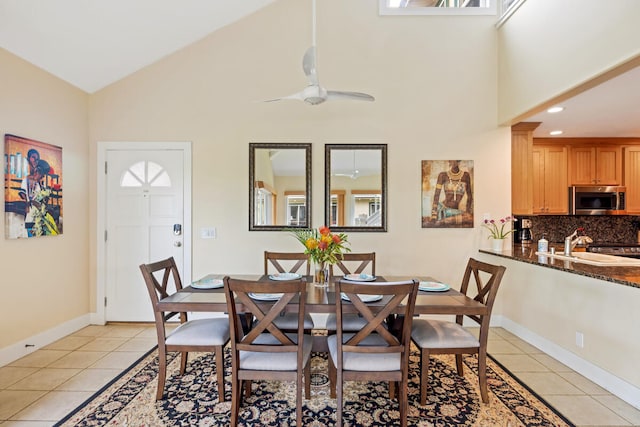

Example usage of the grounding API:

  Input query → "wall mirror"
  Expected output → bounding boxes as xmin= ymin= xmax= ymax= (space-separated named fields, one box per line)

xmin=249 ymin=142 xmax=312 ymax=231
xmin=325 ymin=144 xmax=387 ymax=232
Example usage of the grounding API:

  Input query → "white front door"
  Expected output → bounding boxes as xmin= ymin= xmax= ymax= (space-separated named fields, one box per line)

xmin=104 ymin=147 xmax=188 ymax=321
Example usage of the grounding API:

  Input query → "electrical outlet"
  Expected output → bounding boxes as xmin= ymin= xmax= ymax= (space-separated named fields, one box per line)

xmin=575 ymin=331 xmax=584 ymax=348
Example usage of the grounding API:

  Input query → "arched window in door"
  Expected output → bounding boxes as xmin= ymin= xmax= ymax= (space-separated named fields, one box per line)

xmin=120 ymin=161 xmax=171 ymax=187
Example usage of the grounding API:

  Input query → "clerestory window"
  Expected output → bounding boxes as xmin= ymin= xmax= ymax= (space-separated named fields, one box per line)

xmin=379 ymin=0 xmax=496 ymax=15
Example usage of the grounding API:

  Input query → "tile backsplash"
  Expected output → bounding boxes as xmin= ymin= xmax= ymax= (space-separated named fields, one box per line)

xmin=515 ymin=215 xmax=640 ymax=244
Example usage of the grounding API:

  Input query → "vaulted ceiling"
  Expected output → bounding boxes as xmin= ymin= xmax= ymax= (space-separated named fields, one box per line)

xmin=1 ymin=0 xmax=638 ymax=138
xmin=0 ymin=0 xmax=275 ymax=93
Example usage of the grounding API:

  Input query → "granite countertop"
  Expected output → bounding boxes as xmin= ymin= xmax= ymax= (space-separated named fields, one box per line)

xmin=479 ymin=243 xmax=640 ymax=289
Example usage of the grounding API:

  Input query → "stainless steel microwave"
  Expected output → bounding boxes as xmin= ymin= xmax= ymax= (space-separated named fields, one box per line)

xmin=569 ymin=186 xmax=626 ymax=215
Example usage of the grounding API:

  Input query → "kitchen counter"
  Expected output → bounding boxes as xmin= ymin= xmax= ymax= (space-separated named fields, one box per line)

xmin=479 ymin=243 xmax=640 ymax=289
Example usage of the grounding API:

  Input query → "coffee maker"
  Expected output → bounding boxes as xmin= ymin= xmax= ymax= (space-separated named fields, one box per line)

xmin=519 ymin=218 xmax=533 ymax=243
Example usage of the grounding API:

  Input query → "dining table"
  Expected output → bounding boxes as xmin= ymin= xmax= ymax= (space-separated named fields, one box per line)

xmin=158 ymin=274 xmax=489 ymax=318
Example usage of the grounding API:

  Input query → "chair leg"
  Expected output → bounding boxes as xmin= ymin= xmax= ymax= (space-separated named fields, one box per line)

xmin=328 ymin=356 xmax=337 ymax=398
xmin=389 ymin=381 xmax=396 ymax=400
xmin=399 ymin=377 xmax=408 ymax=427
xmin=296 ymin=368 xmax=303 ymax=427
xmin=244 ymin=380 xmax=252 ymax=399
xmin=477 ymin=349 xmax=489 ymax=403
xmin=179 ymin=351 xmax=188 ymax=375
xmin=304 ymin=361 xmax=311 ymax=399
xmin=156 ymin=348 xmax=167 ymax=400
xmin=215 ymin=345 xmax=225 ymax=402
xmin=419 ymin=349 xmax=430 ymax=406
xmin=336 ymin=369 xmax=343 ymax=427
xmin=455 ymin=354 xmax=464 ymax=377
xmin=231 ymin=375 xmax=240 ymax=426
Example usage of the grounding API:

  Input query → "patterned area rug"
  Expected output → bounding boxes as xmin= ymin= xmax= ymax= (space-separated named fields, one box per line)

xmin=56 ymin=346 xmax=574 ymax=426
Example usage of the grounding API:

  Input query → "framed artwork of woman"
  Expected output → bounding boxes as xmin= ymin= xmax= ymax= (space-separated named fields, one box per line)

xmin=421 ymin=160 xmax=474 ymax=228
xmin=4 ymin=134 xmax=63 ymax=239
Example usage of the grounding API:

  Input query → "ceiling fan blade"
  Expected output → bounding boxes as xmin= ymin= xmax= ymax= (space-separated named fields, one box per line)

xmin=334 ymin=172 xmax=359 ymax=179
xmin=303 ymin=47 xmax=319 ymax=86
xmin=327 ymin=90 xmax=375 ymax=102
xmin=263 ymin=90 xmax=306 ymax=103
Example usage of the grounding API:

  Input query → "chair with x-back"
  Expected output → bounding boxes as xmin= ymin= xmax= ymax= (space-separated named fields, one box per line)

xmin=328 ymin=279 xmax=419 ymax=427
xmin=330 ymin=252 xmax=376 ymax=277
xmin=263 ymin=251 xmax=314 ymax=332
xmin=411 ymin=257 xmax=506 ymax=405
xmin=139 ymin=257 xmax=230 ymax=401
xmin=223 ymin=276 xmax=312 ymax=427
xmin=325 ymin=252 xmax=377 ymax=332
xmin=264 ymin=251 xmax=311 ymax=276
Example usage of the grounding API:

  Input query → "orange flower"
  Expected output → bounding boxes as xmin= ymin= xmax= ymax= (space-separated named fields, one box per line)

xmin=305 ymin=238 xmax=318 ymax=250
xmin=292 ymin=226 xmax=350 ymax=264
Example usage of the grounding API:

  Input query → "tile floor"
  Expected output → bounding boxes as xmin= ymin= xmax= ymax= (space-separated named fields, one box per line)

xmin=1 ymin=324 xmax=639 ymax=426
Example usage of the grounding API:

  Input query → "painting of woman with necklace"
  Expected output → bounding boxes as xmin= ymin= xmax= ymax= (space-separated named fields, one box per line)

xmin=422 ymin=160 xmax=474 ymax=228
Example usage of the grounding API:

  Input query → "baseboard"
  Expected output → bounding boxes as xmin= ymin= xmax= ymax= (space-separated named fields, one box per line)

xmin=494 ymin=315 xmax=640 ymax=411
xmin=0 ymin=314 xmax=91 ymax=367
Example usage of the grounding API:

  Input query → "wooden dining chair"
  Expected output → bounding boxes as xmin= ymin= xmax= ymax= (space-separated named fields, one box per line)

xmin=411 ymin=258 xmax=506 ymax=405
xmin=264 ymin=251 xmax=311 ymax=276
xmin=326 ymin=252 xmax=376 ymax=332
xmin=139 ymin=257 xmax=230 ymax=401
xmin=328 ymin=279 xmax=419 ymax=427
xmin=263 ymin=251 xmax=315 ymax=332
xmin=223 ymin=276 xmax=312 ymax=427
xmin=330 ymin=252 xmax=376 ymax=277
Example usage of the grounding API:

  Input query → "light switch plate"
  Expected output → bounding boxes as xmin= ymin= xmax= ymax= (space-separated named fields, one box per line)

xmin=200 ymin=227 xmax=216 ymax=239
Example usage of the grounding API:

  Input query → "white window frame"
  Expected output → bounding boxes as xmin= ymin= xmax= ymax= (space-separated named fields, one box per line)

xmin=255 ymin=188 xmax=273 ymax=226
xmin=286 ymin=195 xmax=307 ymax=226
xmin=379 ymin=0 xmax=496 ymax=16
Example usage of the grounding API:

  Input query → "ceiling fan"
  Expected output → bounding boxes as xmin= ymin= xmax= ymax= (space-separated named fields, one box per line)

xmin=264 ymin=0 xmax=375 ymax=106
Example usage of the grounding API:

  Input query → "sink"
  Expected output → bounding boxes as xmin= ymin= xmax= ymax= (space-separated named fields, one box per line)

xmin=535 ymin=251 xmax=640 ymax=267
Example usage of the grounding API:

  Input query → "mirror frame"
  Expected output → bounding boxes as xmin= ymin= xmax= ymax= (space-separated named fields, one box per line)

xmin=249 ymin=142 xmax=312 ymax=231
xmin=324 ymin=144 xmax=388 ymax=232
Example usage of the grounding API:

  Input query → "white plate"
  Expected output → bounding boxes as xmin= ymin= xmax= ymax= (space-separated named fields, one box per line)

xmin=191 ymin=278 xmax=224 ymax=289
xmin=340 ymin=293 xmax=383 ymax=303
xmin=343 ymin=274 xmax=376 ymax=282
xmin=248 ymin=293 xmax=284 ymax=301
xmin=268 ymin=272 xmax=302 ymax=281
xmin=419 ymin=281 xmax=450 ymax=292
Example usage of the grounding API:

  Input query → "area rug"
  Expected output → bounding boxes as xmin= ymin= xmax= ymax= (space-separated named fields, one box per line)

xmin=55 ymin=345 xmax=574 ymax=426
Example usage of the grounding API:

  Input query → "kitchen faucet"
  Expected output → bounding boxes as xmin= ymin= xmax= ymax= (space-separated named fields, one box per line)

xmin=564 ymin=228 xmax=593 ymax=256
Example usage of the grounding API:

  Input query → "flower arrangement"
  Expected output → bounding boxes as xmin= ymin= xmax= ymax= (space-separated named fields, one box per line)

xmin=481 ymin=216 xmax=515 ymax=239
xmin=292 ymin=225 xmax=350 ymax=265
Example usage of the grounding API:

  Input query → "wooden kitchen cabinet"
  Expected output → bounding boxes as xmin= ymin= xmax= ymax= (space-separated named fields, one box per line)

xmin=569 ymin=145 xmax=622 ymax=185
xmin=624 ymin=146 xmax=640 ymax=213
xmin=511 ymin=123 xmax=538 ymax=215
xmin=532 ymin=145 xmax=568 ymax=214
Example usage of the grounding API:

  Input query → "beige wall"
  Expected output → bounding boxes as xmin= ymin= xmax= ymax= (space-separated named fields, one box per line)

xmin=480 ymin=253 xmax=640 ymax=403
xmin=0 ymin=49 xmax=90 ymax=350
xmin=88 ymin=0 xmax=506 ymax=288
xmin=497 ymin=0 xmax=640 ymax=124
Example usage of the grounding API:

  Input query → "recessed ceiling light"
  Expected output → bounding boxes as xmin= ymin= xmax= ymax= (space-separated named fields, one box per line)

xmin=547 ymin=106 xmax=564 ymax=113
xmin=550 ymin=130 xmax=563 ymax=136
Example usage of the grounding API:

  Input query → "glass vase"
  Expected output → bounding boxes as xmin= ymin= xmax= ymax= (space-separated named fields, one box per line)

xmin=313 ymin=260 xmax=330 ymax=287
